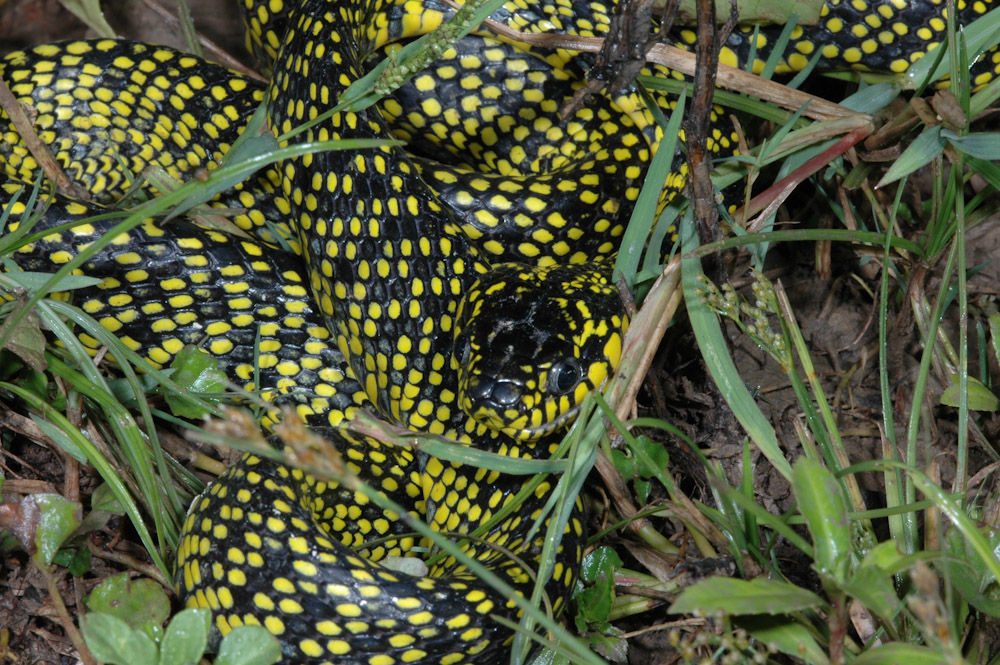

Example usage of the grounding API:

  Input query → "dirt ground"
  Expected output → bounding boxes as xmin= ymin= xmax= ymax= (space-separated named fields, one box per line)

xmin=2 ymin=0 xmax=999 ymax=664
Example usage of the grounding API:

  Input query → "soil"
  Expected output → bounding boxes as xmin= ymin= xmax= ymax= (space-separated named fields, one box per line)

xmin=1 ymin=1 xmax=999 ymax=664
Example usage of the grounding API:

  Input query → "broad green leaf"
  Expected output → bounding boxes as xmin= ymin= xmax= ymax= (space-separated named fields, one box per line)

xmin=940 ymin=374 xmax=999 ymax=411
xmin=52 ymin=546 xmax=91 ymax=576
xmin=589 ymin=626 xmax=628 ymax=662
xmin=739 ymin=615 xmax=830 ymax=665
xmin=31 ymin=494 xmax=82 ymax=565
xmin=82 ymin=612 xmax=158 ymax=665
xmin=87 ymin=572 xmax=171 ymax=629
xmin=609 ymin=449 xmax=638 ymax=481
xmin=791 ymin=457 xmax=850 ymax=584
xmin=159 ymin=609 xmax=211 ymax=665
xmin=942 ymin=130 xmax=1000 ymax=159
xmin=91 ymin=483 xmax=125 ymax=514
xmin=0 ymin=304 xmax=46 ymax=372
xmin=579 ymin=546 xmax=624 ymax=585
xmin=939 ymin=527 xmax=1000 ymax=616
xmin=214 ymin=626 xmax=282 ymax=665
xmin=164 ymin=346 xmax=227 ymax=418
xmin=875 ymin=126 xmax=944 ymax=188
xmin=860 ymin=540 xmax=909 ymax=572
xmin=669 ymin=577 xmax=824 ymax=615
xmin=853 ymin=642 xmax=950 ymax=665
xmin=842 ymin=565 xmax=901 ymax=621
xmin=575 ymin=547 xmax=623 ymax=631
xmin=633 ymin=436 xmax=670 ymax=477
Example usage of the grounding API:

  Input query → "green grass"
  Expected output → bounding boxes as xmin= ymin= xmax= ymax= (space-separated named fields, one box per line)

xmin=4 ymin=2 xmax=1000 ymax=665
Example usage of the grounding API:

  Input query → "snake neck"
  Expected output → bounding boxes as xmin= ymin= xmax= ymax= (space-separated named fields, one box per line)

xmin=267 ymin=0 xmax=491 ymax=436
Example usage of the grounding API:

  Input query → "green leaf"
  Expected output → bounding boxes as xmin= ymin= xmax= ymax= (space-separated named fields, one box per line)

xmin=966 ymin=155 xmax=1000 ymax=191
xmin=791 ymin=457 xmax=850 ymax=584
xmin=852 ymin=642 xmax=950 ymax=665
xmin=0 ymin=303 xmax=46 ymax=372
xmin=738 ymin=615 xmax=830 ymax=665
xmin=633 ymin=436 xmax=670 ymax=478
xmin=528 ymin=647 xmax=572 ymax=665
xmin=51 ymin=546 xmax=92 ymax=576
xmin=91 ymin=482 xmax=125 ymax=514
xmin=939 ymin=374 xmax=999 ymax=411
xmin=613 ymin=89 xmax=686 ymax=290
xmin=680 ymin=221 xmax=791 ymax=480
xmin=159 ymin=609 xmax=211 ymax=665
xmin=86 ymin=572 xmax=171 ymax=629
xmin=609 ymin=449 xmax=638 ymax=481
xmin=841 ymin=82 xmax=902 ymax=114
xmin=82 ymin=612 xmax=158 ymax=665
xmin=579 ymin=546 xmax=623 ymax=585
xmin=31 ymin=494 xmax=82 ymax=565
xmin=875 ymin=126 xmax=944 ymax=188
xmin=31 ymin=415 xmax=88 ymax=463
xmin=164 ymin=346 xmax=227 ymax=418
xmin=991 ymin=314 xmax=1000 ymax=369
xmin=633 ymin=478 xmax=652 ymax=504
xmin=939 ymin=527 xmax=1000 ymax=616
xmin=55 ymin=0 xmax=116 ymax=38
xmin=942 ymin=130 xmax=1000 ymax=159
xmin=669 ymin=577 xmax=825 ymax=615
xmin=841 ymin=565 xmax=901 ymax=621
xmin=574 ymin=547 xmax=623 ymax=631
xmin=213 ymin=626 xmax=282 ymax=665
xmin=588 ymin=625 xmax=628 ymax=663
xmin=907 ymin=470 xmax=1000 ymax=584
xmin=1 ymin=271 xmax=103 ymax=292
xmin=860 ymin=540 xmax=909 ymax=572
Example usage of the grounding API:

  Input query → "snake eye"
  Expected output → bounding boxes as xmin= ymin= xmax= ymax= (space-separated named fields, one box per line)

xmin=548 ymin=358 xmax=581 ymax=395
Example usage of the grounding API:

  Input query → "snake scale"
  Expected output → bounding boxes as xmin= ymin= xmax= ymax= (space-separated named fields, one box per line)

xmin=0 ymin=0 xmax=997 ymax=663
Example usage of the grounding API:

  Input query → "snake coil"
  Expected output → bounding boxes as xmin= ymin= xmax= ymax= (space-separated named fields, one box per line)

xmin=1 ymin=0 xmax=998 ymax=664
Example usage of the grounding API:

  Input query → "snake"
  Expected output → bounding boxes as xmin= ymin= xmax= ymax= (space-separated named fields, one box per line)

xmin=0 ymin=0 xmax=997 ymax=663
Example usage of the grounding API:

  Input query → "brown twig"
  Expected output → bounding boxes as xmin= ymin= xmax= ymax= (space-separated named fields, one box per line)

xmin=85 ymin=540 xmax=173 ymax=588
xmin=684 ymin=0 xmax=730 ymax=265
xmin=592 ymin=259 xmax=684 ymax=552
xmin=450 ymin=2 xmax=860 ymax=122
xmin=37 ymin=564 xmax=98 ymax=665
xmin=738 ymin=124 xmax=872 ymax=228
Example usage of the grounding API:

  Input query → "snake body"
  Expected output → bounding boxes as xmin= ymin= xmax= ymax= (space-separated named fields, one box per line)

xmin=0 ymin=0 xmax=997 ymax=664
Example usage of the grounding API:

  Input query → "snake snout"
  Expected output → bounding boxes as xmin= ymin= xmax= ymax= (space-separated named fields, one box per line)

xmin=468 ymin=376 xmax=523 ymax=409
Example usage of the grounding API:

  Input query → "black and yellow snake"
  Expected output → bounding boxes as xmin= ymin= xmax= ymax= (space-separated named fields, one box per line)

xmin=1 ymin=0 xmax=998 ymax=663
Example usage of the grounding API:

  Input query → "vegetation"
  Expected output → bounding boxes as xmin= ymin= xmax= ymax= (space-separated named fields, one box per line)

xmin=2 ymin=1 xmax=1000 ymax=665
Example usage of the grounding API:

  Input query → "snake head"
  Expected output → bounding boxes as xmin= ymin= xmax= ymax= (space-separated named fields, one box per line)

xmin=454 ymin=263 xmax=628 ymax=441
